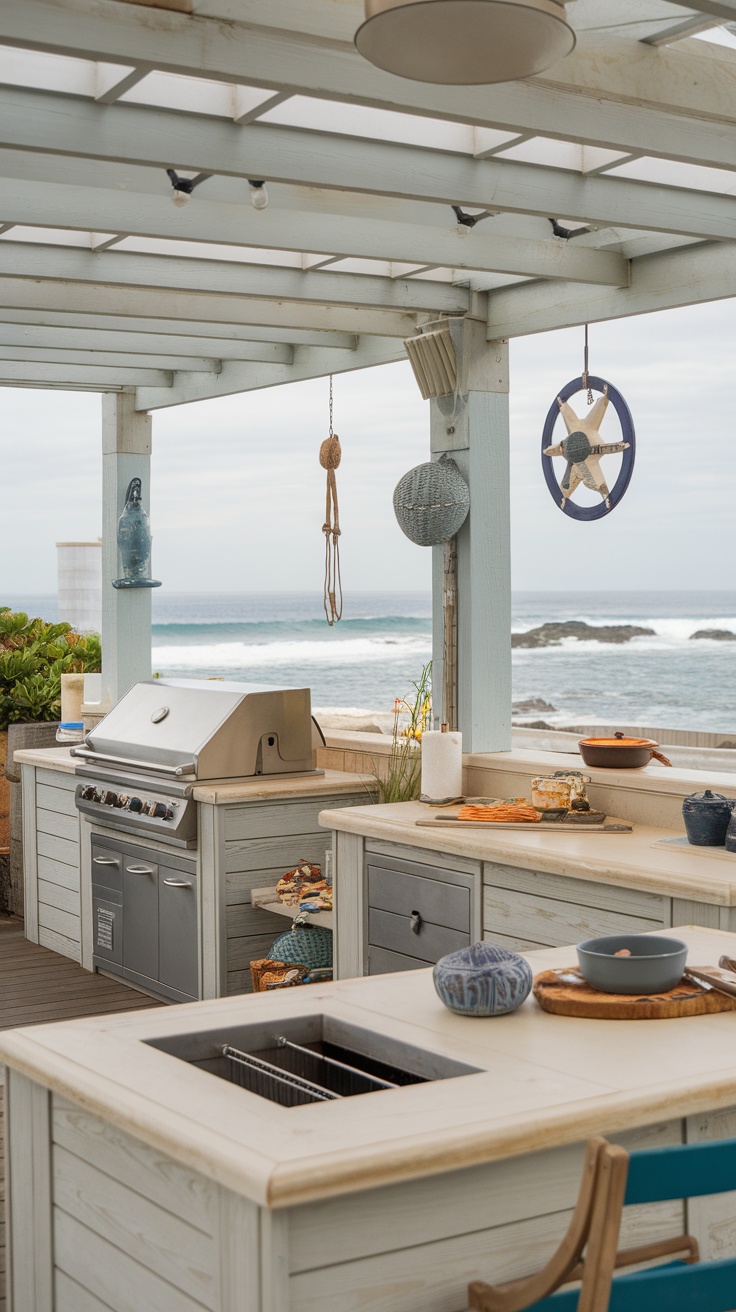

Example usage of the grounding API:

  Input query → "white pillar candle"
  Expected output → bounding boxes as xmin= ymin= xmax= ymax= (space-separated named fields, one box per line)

xmin=421 ymin=727 xmax=463 ymax=801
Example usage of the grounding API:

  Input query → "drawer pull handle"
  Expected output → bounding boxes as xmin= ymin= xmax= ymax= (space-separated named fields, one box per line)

xmin=163 ymin=878 xmax=192 ymax=888
xmin=93 ymin=856 xmax=119 ymax=866
xmin=410 ymin=910 xmax=422 ymax=935
xmin=126 ymin=864 xmax=155 ymax=875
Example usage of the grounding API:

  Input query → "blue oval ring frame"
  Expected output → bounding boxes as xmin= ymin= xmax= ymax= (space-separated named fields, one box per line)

xmin=541 ymin=375 xmax=636 ymax=522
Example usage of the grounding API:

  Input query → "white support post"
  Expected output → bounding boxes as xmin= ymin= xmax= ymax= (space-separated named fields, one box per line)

xmin=100 ymin=391 xmax=153 ymax=706
xmin=431 ymin=323 xmax=511 ymax=753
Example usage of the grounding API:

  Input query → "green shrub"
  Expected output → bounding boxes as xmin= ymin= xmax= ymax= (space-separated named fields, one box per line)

xmin=0 ymin=609 xmax=102 ymax=729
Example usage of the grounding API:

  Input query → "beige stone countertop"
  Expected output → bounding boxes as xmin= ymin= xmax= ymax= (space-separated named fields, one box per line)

xmin=3 ymin=926 xmax=736 ymax=1211
xmin=12 ymin=747 xmax=374 ymax=803
xmin=320 ymin=800 xmax=736 ymax=905
xmin=14 ymin=744 xmax=76 ymax=773
xmin=192 ymin=771 xmax=373 ymax=804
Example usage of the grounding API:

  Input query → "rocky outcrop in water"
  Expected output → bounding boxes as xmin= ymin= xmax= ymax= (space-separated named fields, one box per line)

xmin=512 ymin=697 xmax=557 ymax=714
xmin=512 ymin=621 xmax=655 ymax=649
xmin=690 ymin=629 xmax=736 ymax=642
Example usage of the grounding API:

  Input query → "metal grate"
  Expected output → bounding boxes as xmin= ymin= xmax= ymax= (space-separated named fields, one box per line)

xmin=221 ymin=1035 xmax=399 ymax=1106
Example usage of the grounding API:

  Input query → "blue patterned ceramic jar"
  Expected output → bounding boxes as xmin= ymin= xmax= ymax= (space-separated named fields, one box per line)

xmin=433 ymin=941 xmax=533 ymax=1017
xmin=682 ymin=790 xmax=735 ymax=847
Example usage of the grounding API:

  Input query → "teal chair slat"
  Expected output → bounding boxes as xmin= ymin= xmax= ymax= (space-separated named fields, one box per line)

xmin=607 ymin=1255 xmax=736 ymax=1311
xmin=624 ymin=1138 xmax=736 ymax=1206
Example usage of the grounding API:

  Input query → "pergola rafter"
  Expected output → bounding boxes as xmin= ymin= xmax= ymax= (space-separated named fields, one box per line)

xmin=1 ymin=0 xmax=736 ymax=746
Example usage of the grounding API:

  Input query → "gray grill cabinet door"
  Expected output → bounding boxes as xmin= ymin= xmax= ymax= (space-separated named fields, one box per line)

xmin=122 ymin=856 xmax=159 ymax=982
xmin=159 ymin=864 xmax=198 ymax=1001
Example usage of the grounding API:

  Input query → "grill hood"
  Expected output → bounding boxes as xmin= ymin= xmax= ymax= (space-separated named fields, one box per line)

xmin=72 ymin=678 xmax=319 ymax=782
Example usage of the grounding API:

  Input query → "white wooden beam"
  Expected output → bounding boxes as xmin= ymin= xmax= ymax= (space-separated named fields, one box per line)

xmin=101 ymin=392 xmax=153 ymax=703
xmin=0 ymin=276 xmax=415 ymax=336
xmin=643 ymin=15 xmax=721 ymax=44
xmin=487 ymin=239 xmax=736 ymax=336
xmin=3 ymin=3 xmax=736 ymax=169
xmin=95 ymin=62 xmax=151 ymax=102
xmin=0 ymin=361 xmax=171 ymax=386
xmin=0 ymin=323 xmax=294 ymax=361
xmin=0 ymin=89 xmax=733 ymax=243
xmin=0 ymin=242 xmax=468 ymax=313
xmin=0 ymin=343 xmax=221 ymax=370
xmin=136 ymin=334 xmax=406 ymax=409
xmin=665 ymin=0 xmax=736 ymax=17
xmin=0 ymin=307 xmax=358 ymax=348
xmin=0 ymin=176 xmax=629 ymax=286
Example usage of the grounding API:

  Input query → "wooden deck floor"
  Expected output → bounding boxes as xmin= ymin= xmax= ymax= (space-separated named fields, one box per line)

xmin=0 ymin=916 xmax=162 ymax=1310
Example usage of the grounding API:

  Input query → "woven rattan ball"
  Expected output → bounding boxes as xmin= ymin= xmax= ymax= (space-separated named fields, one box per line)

xmin=393 ymin=453 xmax=470 ymax=546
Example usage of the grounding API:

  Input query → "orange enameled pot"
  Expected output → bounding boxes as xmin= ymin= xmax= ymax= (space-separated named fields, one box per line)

xmin=578 ymin=732 xmax=672 ymax=769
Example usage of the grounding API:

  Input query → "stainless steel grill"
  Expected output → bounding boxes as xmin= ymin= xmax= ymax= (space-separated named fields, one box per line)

xmin=74 ymin=678 xmax=323 ymax=846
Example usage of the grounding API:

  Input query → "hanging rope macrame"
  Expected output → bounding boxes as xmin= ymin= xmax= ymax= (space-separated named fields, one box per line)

xmin=320 ymin=374 xmax=343 ymax=625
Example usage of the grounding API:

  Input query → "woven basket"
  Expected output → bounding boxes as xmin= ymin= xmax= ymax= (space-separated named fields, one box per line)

xmin=393 ymin=453 xmax=470 ymax=546
xmin=267 ymin=923 xmax=333 ymax=970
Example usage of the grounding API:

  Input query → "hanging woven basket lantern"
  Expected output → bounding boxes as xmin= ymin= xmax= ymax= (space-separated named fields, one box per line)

xmin=393 ymin=453 xmax=470 ymax=546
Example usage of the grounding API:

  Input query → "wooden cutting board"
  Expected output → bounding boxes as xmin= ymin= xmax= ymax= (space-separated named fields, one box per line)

xmin=533 ymin=967 xmax=736 ymax=1019
xmin=416 ymin=819 xmax=631 ymax=832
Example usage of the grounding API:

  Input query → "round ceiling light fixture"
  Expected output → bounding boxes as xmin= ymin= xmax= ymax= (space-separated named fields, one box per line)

xmin=354 ymin=0 xmax=575 ymax=85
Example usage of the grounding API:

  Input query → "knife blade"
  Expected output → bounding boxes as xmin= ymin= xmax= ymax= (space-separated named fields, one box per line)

xmin=684 ymin=967 xmax=736 ymax=1000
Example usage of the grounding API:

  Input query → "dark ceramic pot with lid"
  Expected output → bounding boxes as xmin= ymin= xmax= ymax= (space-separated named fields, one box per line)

xmin=578 ymin=732 xmax=672 ymax=769
xmin=726 ymin=810 xmax=736 ymax=854
xmin=683 ymin=790 xmax=735 ymax=847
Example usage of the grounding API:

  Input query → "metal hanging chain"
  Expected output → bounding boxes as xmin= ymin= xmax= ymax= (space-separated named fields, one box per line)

xmin=320 ymin=373 xmax=343 ymax=626
xmin=582 ymin=323 xmax=594 ymax=405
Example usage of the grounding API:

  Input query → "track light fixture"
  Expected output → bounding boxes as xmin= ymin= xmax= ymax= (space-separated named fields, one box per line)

xmin=165 ymin=168 xmax=211 ymax=207
xmin=248 ymin=180 xmax=269 ymax=210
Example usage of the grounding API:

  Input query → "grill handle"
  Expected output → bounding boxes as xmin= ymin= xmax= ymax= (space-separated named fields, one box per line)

xmin=71 ymin=745 xmax=196 ymax=778
xmin=163 ymin=878 xmax=192 ymax=888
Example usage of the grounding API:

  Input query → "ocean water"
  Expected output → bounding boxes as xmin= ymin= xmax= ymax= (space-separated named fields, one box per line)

xmin=5 ymin=590 xmax=736 ymax=733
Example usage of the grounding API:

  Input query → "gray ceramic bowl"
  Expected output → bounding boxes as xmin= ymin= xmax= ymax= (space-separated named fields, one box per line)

xmin=576 ymin=934 xmax=688 ymax=995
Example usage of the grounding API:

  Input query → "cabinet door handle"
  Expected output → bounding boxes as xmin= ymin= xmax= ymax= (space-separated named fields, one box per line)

xmin=410 ymin=910 xmax=422 ymax=935
xmin=163 ymin=878 xmax=192 ymax=888
xmin=126 ymin=864 xmax=155 ymax=875
xmin=93 ymin=856 xmax=119 ymax=866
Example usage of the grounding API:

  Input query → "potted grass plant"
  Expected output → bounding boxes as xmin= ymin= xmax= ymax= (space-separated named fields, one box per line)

xmin=377 ymin=662 xmax=432 ymax=804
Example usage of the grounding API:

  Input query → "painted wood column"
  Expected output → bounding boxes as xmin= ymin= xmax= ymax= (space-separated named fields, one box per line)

xmin=430 ymin=322 xmax=511 ymax=752
xmin=100 ymin=391 xmax=153 ymax=706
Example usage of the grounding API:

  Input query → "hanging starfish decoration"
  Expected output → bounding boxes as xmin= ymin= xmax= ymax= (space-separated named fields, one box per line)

xmin=543 ymin=386 xmax=630 ymax=511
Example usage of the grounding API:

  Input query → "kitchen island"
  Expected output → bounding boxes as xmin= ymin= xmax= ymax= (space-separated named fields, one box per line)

xmin=15 ymin=745 xmax=371 ymax=999
xmin=322 ymin=798 xmax=736 ymax=978
xmin=3 ymin=925 xmax=736 ymax=1312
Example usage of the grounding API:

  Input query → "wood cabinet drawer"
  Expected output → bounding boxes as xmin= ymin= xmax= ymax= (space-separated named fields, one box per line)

xmin=483 ymin=886 xmax=663 ymax=949
xmin=368 ymin=907 xmax=469 ymax=963
xmin=367 ymin=865 xmax=471 ymax=933
xmin=368 ymin=945 xmax=431 ymax=975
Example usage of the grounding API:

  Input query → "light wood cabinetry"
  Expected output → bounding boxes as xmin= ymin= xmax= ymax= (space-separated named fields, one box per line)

xmin=325 ymin=807 xmax=736 ymax=978
xmin=20 ymin=755 xmax=368 ymax=998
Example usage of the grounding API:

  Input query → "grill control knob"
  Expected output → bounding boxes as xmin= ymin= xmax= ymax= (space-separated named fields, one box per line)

xmin=163 ymin=807 xmax=175 ymax=821
xmin=127 ymin=797 xmax=142 ymax=813
xmin=80 ymin=785 xmax=97 ymax=801
xmin=102 ymin=790 xmax=117 ymax=807
xmin=152 ymin=802 xmax=168 ymax=819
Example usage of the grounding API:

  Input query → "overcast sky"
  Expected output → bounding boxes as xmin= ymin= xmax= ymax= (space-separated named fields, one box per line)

xmin=2 ymin=296 xmax=735 ymax=598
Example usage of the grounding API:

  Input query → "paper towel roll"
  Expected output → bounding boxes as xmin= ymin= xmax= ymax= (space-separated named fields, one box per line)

xmin=60 ymin=672 xmax=85 ymax=724
xmin=421 ymin=729 xmax=463 ymax=801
